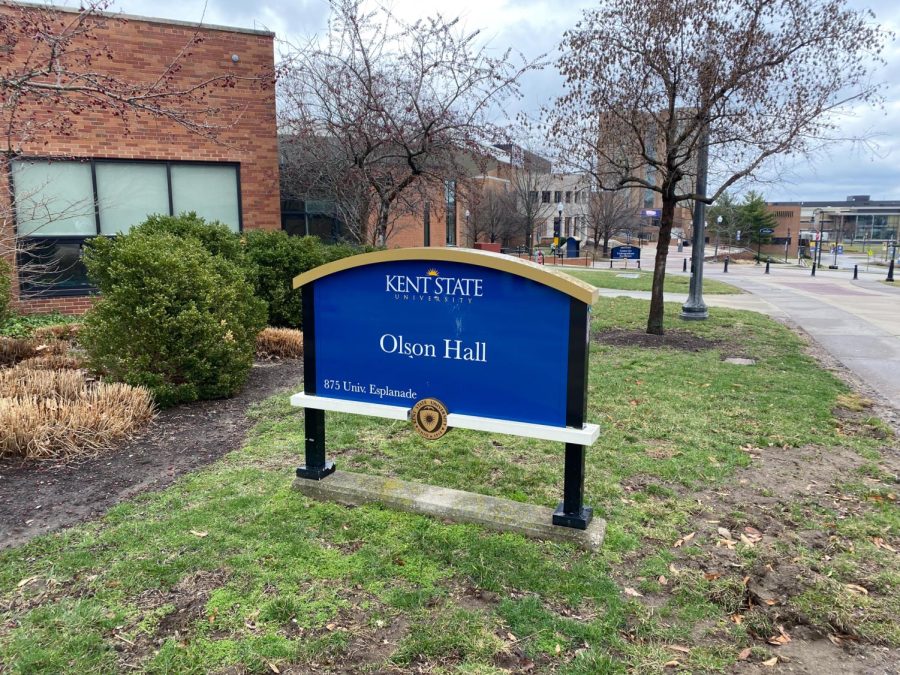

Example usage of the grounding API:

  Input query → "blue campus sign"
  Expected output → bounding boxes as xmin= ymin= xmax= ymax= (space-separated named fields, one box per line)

xmin=313 ymin=260 xmax=571 ymax=426
xmin=291 ymin=248 xmax=601 ymax=530
xmin=610 ymin=245 xmax=640 ymax=260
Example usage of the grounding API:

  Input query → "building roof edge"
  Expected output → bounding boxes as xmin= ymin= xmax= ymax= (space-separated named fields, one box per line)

xmin=5 ymin=1 xmax=276 ymax=38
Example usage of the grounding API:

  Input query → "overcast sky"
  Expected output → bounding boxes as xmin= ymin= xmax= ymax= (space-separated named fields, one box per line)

xmin=110 ymin=0 xmax=900 ymax=203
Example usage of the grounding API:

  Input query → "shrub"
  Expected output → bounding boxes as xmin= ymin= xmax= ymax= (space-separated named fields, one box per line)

xmin=256 ymin=327 xmax=304 ymax=359
xmin=0 ymin=257 xmax=10 ymax=325
xmin=0 ymin=367 xmax=153 ymax=461
xmin=80 ymin=231 xmax=267 ymax=407
xmin=133 ymin=212 xmax=245 ymax=265
xmin=242 ymin=231 xmax=366 ymax=328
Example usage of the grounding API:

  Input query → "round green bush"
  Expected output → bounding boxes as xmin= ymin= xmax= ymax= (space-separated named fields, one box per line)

xmin=80 ymin=231 xmax=266 ymax=407
xmin=133 ymin=212 xmax=245 ymax=265
xmin=242 ymin=231 xmax=370 ymax=328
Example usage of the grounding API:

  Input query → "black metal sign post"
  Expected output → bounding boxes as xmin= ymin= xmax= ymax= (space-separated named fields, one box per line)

xmin=553 ymin=299 xmax=593 ymax=529
xmin=296 ymin=284 xmax=335 ymax=480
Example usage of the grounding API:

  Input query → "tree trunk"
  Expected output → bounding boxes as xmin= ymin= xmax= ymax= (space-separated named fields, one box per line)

xmin=602 ymin=233 xmax=609 ymax=255
xmin=374 ymin=200 xmax=391 ymax=246
xmin=646 ymin=197 xmax=676 ymax=335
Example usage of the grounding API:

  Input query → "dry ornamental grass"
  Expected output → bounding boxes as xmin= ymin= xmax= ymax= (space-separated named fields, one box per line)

xmin=17 ymin=354 xmax=85 ymax=371
xmin=256 ymin=327 xmax=304 ymax=359
xmin=0 ymin=368 xmax=154 ymax=461
xmin=0 ymin=337 xmax=70 ymax=367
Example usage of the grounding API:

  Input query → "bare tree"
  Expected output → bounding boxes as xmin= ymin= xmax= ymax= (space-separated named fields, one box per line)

xmin=508 ymin=163 xmax=555 ymax=249
xmin=469 ymin=185 xmax=518 ymax=245
xmin=548 ymin=0 xmax=889 ymax=334
xmin=278 ymin=0 xmax=536 ymax=246
xmin=586 ymin=188 xmax=639 ymax=254
xmin=1 ymin=0 xmax=270 ymax=283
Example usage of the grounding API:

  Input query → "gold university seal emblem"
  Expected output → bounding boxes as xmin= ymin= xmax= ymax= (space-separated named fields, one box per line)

xmin=411 ymin=398 xmax=449 ymax=440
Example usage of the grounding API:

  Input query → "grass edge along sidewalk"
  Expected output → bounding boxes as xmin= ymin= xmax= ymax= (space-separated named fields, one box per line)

xmin=565 ymin=268 xmax=741 ymax=295
xmin=1 ymin=298 xmax=897 ymax=673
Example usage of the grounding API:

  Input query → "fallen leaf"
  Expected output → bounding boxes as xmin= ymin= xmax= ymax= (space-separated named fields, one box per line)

xmin=738 ymin=647 xmax=751 ymax=660
xmin=828 ymin=634 xmax=843 ymax=646
xmin=667 ymin=645 xmax=691 ymax=654
xmin=731 ymin=614 xmax=743 ymax=624
xmin=704 ymin=572 xmax=721 ymax=581
xmin=845 ymin=583 xmax=868 ymax=595
xmin=762 ymin=656 xmax=778 ymax=666
xmin=267 ymin=662 xmax=280 ymax=674
xmin=717 ymin=526 xmax=732 ymax=539
xmin=872 ymin=537 xmax=897 ymax=553
xmin=189 ymin=530 xmax=208 ymax=538
xmin=768 ymin=625 xmax=791 ymax=646
xmin=669 ymin=563 xmax=681 ymax=575
xmin=16 ymin=576 xmax=38 ymax=588
xmin=663 ymin=660 xmax=680 ymax=668
xmin=674 ymin=532 xmax=696 ymax=547
xmin=555 ymin=644 xmax=561 ymax=655
xmin=325 ymin=623 xmax=337 ymax=631
xmin=624 ymin=587 xmax=643 ymax=597
xmin=658 ymin=575 xmax=668 ymax=586
xmin=507 ymin=632 xmax=517 ymax=641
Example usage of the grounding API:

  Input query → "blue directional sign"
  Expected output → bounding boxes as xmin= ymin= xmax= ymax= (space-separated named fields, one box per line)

xmin=611 ymin=245 xmax=640 ymax=260
xmin=759 ymin=228 xmax=775 ymax=236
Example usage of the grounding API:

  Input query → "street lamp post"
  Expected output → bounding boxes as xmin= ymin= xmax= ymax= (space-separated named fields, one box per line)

xmin=816 ymin=211 xmax=825 ymax=270
xmin=715 ymin=215 xmax=722 ymax=259
xmin=555 ymin=202 xmax=564 ymax=258
xmin=465 ymin=209 xmax=470 ymax=247
xmin=680 ymin=123 xmax=710 ymax=321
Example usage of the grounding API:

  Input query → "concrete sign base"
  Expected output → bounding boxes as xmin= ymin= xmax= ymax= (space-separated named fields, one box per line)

xmin=294 ymin=471 xmax=606 ymax=552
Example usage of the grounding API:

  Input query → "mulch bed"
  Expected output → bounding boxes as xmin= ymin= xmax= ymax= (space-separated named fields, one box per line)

xmin=594 ymin=328 xmax=718 ymax=352
xmin=0 ymin=359 xmax=304 ymax=549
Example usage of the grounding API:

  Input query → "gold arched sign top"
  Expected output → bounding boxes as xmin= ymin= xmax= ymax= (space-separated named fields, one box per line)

xmin=292 ymin=247 xmax=600 ymax=306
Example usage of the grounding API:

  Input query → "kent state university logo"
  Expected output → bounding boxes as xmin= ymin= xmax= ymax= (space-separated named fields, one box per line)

xmin=384 ymin=267 xmax=484 ymax=304
xmin=410 ymin=397 xmax=449 ymax=440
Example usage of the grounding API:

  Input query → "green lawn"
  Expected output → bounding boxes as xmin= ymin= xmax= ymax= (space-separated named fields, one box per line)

xmin=564 ymin=268 xmax=741 ymax=294
xmin=1 ymin=299 xmax=897 ymax=673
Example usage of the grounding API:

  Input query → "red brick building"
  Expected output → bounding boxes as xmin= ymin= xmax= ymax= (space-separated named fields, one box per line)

xmin=1 ymin=3 xmax=279 ymax=314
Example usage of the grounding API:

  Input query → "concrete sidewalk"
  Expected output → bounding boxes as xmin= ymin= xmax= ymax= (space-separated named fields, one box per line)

xmin=594 ymin=251 xmax=900 ymax=406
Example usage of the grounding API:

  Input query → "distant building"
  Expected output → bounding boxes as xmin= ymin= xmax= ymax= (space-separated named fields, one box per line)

xmin=766 ymin=196 xmax=900 ymax=258
xmin=536 ymin=174 xmax=592 ymax=244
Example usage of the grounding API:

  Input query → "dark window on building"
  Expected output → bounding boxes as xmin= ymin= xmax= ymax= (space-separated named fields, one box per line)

xmin=445 ymin=180 xmax=457 ymax=246
xmin=541 ymin=191 xmax=551 ymax=203
xmin=564 ymin=216 xmax=571 ymax=236
xmin=554 ymin=190 xmax=562 ymax=204
xmin=528 ymin=190 xmax=538 ymax=203
xmin=565 ymin=191 xmax=572 ymax=203
xmin=771 ymin=237 xmax=792 ymax=245
xmin=11 ymin=158 xmax=241 ymax=296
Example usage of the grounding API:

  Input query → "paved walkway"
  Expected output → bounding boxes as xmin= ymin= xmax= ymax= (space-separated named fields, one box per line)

xmin=593 ymin=245 xmax=900 ymax=407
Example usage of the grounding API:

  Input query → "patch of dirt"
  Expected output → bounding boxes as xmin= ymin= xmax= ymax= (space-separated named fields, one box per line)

xmin=594 ymin=328 xmax=718 ymax=352
xmin=614 ymin=368 xmax=900 ymax=674
xmin=0 ymin=360 xmax=304 ymax=549
xmin=733 ymin=626 xmax=900 ymax=674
